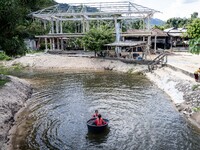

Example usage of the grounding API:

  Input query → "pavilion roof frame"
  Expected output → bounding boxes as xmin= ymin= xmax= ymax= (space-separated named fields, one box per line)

xmin=30 ymin=1 xmax=160 ymax=21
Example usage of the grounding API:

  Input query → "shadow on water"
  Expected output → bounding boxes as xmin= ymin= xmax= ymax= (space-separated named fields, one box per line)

xmin=86 ymin=127 xmax=110 ymax=144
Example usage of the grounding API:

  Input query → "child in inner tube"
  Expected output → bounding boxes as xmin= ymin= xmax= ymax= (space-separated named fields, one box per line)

xmin=94 ymin=114 xmax=106 ymax=126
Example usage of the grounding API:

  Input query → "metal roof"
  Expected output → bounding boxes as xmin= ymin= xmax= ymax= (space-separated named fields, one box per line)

xmin=30 ymin=1 xmax=160 ymax=21
xmin=164 ymin=27 xmax=187 ymax=37
xmin=105 ymin=41 xmax=146 ymax=47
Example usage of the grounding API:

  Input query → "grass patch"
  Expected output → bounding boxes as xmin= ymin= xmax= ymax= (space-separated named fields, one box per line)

xmin=0 ymin=78 xmax=10 ymax=87
xmin=192 ymin=84 xmax=200 ymax=91
xmin=26 ymin=49 xmax=44 ymax=54
xmin=0 ymin=63 xmax=25 ymax=75
xmin=193 ymin=107 xmax=200 ymax=112
xmin=0 ymin=52 xmax=11 ymax=61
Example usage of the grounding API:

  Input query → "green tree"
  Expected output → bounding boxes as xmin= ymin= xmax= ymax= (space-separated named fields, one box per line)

xmin=191 ymin=12 xmax=198 ymax=20
xmin=164 ymin=17 xmax=189 ymax=28
xmin=153 ymin=25 xmax=164 ymax=30
xmin=130 ymin=20 xmax=144 ymax=29
xmin=0 ymin=0 xmax=56 ymax=56
xmin=83 ymin=25 xmax=114 ymax=57
xmin=187 ymin=19 xmax=200 ymax=54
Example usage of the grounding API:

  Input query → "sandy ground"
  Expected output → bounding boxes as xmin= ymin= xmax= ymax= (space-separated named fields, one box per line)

xmin=5 ymin=53 xmax=148 ymax=73
xmin=168 ymin=52 xmax=200 ymax=75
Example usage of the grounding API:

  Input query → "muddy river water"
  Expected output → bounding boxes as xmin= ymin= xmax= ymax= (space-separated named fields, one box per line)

xmin=11 ymin=71 xmax=200 ymax=150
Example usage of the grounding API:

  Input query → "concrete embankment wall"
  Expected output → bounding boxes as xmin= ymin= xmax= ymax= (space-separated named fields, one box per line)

xmin=145 ymin=67 xmax=200 ymax=127
xmin=0 ymin=75 xmax=32 ymax=150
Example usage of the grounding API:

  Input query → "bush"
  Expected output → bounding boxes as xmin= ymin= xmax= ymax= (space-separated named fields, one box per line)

xmin=0 ymin=63 xmax=24 ymax=75
xmin=0 ymin=52 xmax=11 ymax=61
xmin=0 ymin=79 xmax=10 ymax=87
xmin=0 ymin=36 xmax=27 ymax=56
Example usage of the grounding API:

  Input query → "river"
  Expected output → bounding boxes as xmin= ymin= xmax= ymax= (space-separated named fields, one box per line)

xmin=11 ymin=70 xmax=200 ymax=150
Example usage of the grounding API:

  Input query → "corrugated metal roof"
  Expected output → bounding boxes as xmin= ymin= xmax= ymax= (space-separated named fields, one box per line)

xmin=164 ymin=27 xmax=187 ymax=37
xmin=127 ymin=29 xmax=167 ymax=37
xmin=105 ymin=41 xmax=146 ymax=47
xmin=151 ymin=28 xmax=168 ymax=37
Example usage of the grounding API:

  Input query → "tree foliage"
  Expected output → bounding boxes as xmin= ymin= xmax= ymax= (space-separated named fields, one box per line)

xmin=0 ymin=0 xmax=56 ymax=56
xmin=187 ymin=19 xmax=200 ymax=39
xmin=189 ymin=38 xmax=200 ymax=55
xmin=83 ymin=25 xmax=114 ymax=56
xmin=164 ymin=17 xmax=189 ymax=28
xmin=153 ymin=25 xmax=164 ymax=30
xmin=187 ymin=18 xmax=200 ymax=55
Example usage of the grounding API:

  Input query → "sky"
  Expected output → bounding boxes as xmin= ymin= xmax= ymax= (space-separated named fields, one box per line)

xmin=55 ymin=0 xmax=200 ymax=21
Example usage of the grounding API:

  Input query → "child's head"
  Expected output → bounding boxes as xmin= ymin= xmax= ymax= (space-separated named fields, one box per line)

xmin=98 ymin=114 xmax=101 ymax=118
xmin=95 ymin=110 xmax=98 ymax=113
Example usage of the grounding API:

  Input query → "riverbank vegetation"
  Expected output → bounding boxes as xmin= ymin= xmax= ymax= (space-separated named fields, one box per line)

xmin=0 ymin=63 xmax=24 ymax=75
xmin=0 ymin=77 xmax=10 ymax=87
xmin=187 ymin=19 xmax=200 ymax=55
xmin=0 ymin=52 xmax=11 ymax=61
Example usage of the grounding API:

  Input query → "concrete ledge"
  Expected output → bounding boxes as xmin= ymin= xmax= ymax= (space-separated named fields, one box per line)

xmin=166 ymin=64 xmax=194 ymax=78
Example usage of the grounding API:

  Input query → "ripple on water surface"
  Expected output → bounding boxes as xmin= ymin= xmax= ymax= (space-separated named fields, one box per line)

xmin=12 ymin=71 xmax=200 ymax=150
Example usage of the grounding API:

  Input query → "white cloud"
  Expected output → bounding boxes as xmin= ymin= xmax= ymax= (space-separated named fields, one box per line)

xmin=55 ymin=0 xmax=200 ymax=21
xmin=180 ymin=0 xmax=199 ymax=4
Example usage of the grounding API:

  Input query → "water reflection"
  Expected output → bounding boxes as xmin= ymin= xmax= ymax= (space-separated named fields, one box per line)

xmin=11 ymin=71 xmax=200 ymax=150
xmin=86 ymin=127 xmax=110 ymax=144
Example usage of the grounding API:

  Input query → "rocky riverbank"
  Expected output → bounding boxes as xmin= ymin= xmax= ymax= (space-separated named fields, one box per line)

xmin=145 ymin=67 xmax=200 ymax=128
xmin=0 ymin=75 xmax=32 ymax=150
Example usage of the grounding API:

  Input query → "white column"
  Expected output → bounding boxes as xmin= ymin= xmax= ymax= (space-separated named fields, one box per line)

xmin=86 ymin=20 xmax=89 ymax=32
xmin=147 ymin=16 xmax=150 ymax=31
xmin=52 ymin=38 xmax=55 ymax=50
xmin=51 ymin=19 xmax=54 ymax=34
xmin=143 ymin=18 xmax=145 ymax=30
xmin=56 ymin=20 xmax=59 ymax=33
xmin=82 ymin=18 xmax=85 ymax=33
xmin=44 ymin=21 xmax=48 ymax=51
xmin=60 ymin=20 xmax=63 ymax=34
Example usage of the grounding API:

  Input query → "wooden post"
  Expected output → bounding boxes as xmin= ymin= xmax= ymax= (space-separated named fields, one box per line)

xmin=61 ymin=38 xmax=64 ymax=50
xmin=52 ymin=38 xmax=55 ymax=50
xmin=154 ymin=36 xmax=157 ymax=53
xmin=50 ymin=38 xmax=52 ymax=50
xmin=170 ymin=36 xmax=173 ymax=50
xmin=57 ymin=38 xmax=60 ymax=50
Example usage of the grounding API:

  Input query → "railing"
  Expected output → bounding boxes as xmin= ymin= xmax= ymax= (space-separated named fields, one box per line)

xmin=148 ymin=51 xmax=170 ymax=72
